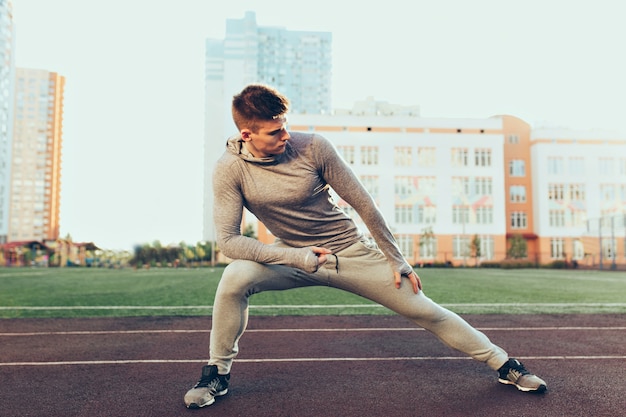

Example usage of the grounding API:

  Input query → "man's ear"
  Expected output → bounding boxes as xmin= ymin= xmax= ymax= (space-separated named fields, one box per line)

xmin=240 ymin=129 xmax=252 ymax=141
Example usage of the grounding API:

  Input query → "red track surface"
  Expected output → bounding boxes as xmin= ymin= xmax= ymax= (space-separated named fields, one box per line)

xmin=1 ymin=314 xmax=624 ymax=417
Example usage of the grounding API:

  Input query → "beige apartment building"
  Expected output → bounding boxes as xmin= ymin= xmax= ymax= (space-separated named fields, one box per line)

xmin=8 ymin=68 xmax=65 ymax=242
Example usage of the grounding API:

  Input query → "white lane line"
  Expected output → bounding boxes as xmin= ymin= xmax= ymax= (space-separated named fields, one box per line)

xmin=1 ymin=326 xmax=625 ymax=337
xmin=1 ymin=303 xmax=626 ymax=310
xmin=1 ymin=356 xmax=625 ymax=367
xmin=243 ymin=326 xmax=626 ymax=332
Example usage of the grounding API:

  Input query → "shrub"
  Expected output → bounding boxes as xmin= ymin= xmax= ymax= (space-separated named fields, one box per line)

xmin=479 ymin=261 xmax=501 ymax=268
xmin=499 ymin=259 xmax=536 ymax=269
xmin=547 ymin=260 xmax=569 ymax=269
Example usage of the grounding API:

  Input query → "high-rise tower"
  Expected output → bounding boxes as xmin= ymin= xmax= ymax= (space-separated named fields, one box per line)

xmin=203 ymin=11 xmax=332 ymax=243
xmin=0 ymin=0 xmax=15 ymax=243
xmin=9 ymin=68 xmax=65 ymax=242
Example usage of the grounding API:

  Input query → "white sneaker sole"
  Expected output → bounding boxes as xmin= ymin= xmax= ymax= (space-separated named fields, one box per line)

xmin=498 ymin=378 xmax=547 ymax=393
xmin=185 ymin=388 xmax=228 ymax=408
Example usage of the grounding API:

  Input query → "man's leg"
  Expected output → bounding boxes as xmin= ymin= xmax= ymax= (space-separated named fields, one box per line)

xmin=326 ymin=241 xmax=508 ymax=369
xmin=325 ymin=240 xmax=546 ymax=392
xmin=185 ymin=259 xmax=322 ymax=408
xmin=209 ymin=259 xmax=323 ymax=373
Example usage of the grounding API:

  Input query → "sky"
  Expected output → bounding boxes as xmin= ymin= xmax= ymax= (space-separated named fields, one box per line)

xmin=11 ymin=0 xmax=626 ymax=251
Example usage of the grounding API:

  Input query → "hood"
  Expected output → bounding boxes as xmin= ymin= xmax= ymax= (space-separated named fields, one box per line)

xmin=226 ymin=134 xmax=286 ymax=165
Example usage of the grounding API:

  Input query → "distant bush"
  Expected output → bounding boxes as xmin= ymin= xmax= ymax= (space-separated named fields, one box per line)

xmin=478 ymin=260 xmax=536 ymax=269
xmin=503 ymin=260 xmax=536 ymax=269
xmin=415 ymin=261 xmax=453 ymax=268
xmin=546 ymin=260 xmax=569 ymax=269
xmin=411 ymin=259 xmax=582 ymax=269
xmin=479 ymin=261 xmax=501 ymax=268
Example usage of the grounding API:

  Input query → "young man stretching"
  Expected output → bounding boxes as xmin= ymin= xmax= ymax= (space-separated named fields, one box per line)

xmin=184 ymin=84 xmax=547 ymax=408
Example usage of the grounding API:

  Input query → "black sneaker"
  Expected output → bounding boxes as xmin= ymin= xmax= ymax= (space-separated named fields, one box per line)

xmin=498 ymin=358 xmax=547 ymax=393
xmin=184 ymin=365 xmax=230 ymax=408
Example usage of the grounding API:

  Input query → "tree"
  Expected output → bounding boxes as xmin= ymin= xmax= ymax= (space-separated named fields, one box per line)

xmin=184 ymin=247 xmax=195 ymax=266
xmin=471 ymin=234 xmax=482 ymax=266
xmin=418 ymin=227 xmax=436 ymax=260
xmin=507 ymin=234 xmax=527 ymax=259
xmin=242 ymin=224 xmax=257 ymax=239
xmin=195 ymin=245 xmax=206 ymax=266
xmin=130 ymin=244 xmax=148 ymax=267
xmin=197 ymin=241 xmax=213 ymax=263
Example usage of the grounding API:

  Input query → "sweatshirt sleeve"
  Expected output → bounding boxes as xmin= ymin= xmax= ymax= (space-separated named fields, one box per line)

xmin=313 ymin=135 xmax=414 ymax=276
xmin=212 ymin=158 xmax=320 ymax=273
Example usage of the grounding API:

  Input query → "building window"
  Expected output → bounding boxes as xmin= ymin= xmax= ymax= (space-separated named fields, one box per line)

xmin=550 ymin=238 xmax=565 ymax=259
xmin=602 ymin=238 xmax=616 ymax=259
xmin=360 ymin=146 xmax=379 ymax=165
xmin=598 ymin=157 xmax=615 ymax=176
xmin=475 ymin=206 xmax=493 ymax=224
xmin=474 ymin=149 xmax=492 ymax=167
xmin=397 ymin=235 xmax=414 ymax=258
xmin=452 ymin=206 xmax=470 ymax=225
xmin=417 ymin=205 xmax=437 ymax=224
xmin=453 ymin=236 xmax=471 ymax=259
xmin=572 ymin=240 xmax=585 ymax=260
xmin=548 ymin=184 xmax=565 ymax=200
xmin=511 ymin=212 xmax=527 ymax=229
xmin=600 ymin=184 xmax=615 ymax=202
xmin=451 ymin=148 xmax=469 ymax=167
xmin=571 ymin=211 xmax=586 ymax=227
xmin=507 ymin=134 xmax=519 ymax=144
xmin=395 ymin=176 xmax=415 ymax=199
xmin=475 ymin=177 xmax=493 ymax=195
xmin=547 ymin=157 xmax=564 ymax=175
xmin=569 ymin=184 xmax=586 ymax=201
xmin=509 ymin=160 xmax=525 ymax=176
xmin=417 ymin=147 xmax=436 ymax=167
xmin=419 ymin=235 xmax=437 ymax=259
xmin=395 ymin=205 xmax=414 ymax=224
xmin=477 ymin=235 xmax=495 ymax=260
xmin=549 ymin=210 xmax=566 ymax=227
xmin=510 ymin=185 xmax=526 ymax=202
xmin=568 ymin=157 xmax=585 ymax=175
xmin=394 ymin=146 xmax=412 ymax=166
xmin=417 ymin=176 xmax=437 ymax=194
xmin=337 ymin=146 xmax=355 ymax=164
xmin=452 ymin=176 xmax=471 ymax=197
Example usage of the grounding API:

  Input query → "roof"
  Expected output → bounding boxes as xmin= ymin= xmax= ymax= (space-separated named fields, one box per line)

xmin=0 ymin=241 xmax=51 ymax=251
xmin=74 ymin=242 xmax=100 ymax=251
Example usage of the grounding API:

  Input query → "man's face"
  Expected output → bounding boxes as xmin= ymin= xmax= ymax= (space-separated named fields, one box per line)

xmin=241 ymin=116 xmax=290 ymax=158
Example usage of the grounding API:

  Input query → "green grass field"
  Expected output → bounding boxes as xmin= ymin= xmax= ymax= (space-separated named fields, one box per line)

xmin=0 ymin=267 xmax=625 ymax=318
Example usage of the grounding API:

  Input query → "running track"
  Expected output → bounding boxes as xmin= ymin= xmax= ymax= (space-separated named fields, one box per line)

xmin=1 ymin=314 xmax=624 ymax=417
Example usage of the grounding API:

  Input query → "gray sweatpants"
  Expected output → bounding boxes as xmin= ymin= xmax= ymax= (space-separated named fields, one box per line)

xmin=208 ymin=239 xmax=508 ymax=374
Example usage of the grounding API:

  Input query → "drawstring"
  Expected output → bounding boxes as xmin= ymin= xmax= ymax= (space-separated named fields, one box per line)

xmin=333 ymin=254 xmax=339 ymax=273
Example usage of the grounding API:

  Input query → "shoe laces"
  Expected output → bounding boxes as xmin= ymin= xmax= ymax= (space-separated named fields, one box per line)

xmin=507 ymin=359 xmax=530 ymax=377
xmin=193 ymin=368 xmax=223 ymax=390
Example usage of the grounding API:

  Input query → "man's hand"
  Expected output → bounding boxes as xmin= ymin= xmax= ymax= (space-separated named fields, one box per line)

xmin=310 ymin=246 xmax=333 ymax=267
xmin=394 ymin=270 xmax=422 ymax=294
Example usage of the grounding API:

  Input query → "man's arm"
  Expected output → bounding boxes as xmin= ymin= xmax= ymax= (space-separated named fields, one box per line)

xmin=212 ymin=160 xmax=322 ymax=273
xmin=313 ymin=136 xmax=421 ymax=292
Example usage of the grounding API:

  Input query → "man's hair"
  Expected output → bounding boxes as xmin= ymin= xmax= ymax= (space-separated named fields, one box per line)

xmin=232 ymin=84 xmax=290 ymax=132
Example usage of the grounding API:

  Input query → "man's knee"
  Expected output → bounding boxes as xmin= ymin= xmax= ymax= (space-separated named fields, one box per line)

xmin=216 ymin=260 xmax=260 ymax=297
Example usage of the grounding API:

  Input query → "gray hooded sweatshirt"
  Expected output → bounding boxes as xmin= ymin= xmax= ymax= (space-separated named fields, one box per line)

xmin=213 ymin=132 xmax=412 ymax=276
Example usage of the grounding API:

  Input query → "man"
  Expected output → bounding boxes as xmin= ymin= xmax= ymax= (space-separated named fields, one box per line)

xmin=184 ymin=84 xmax=547 ymax=409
